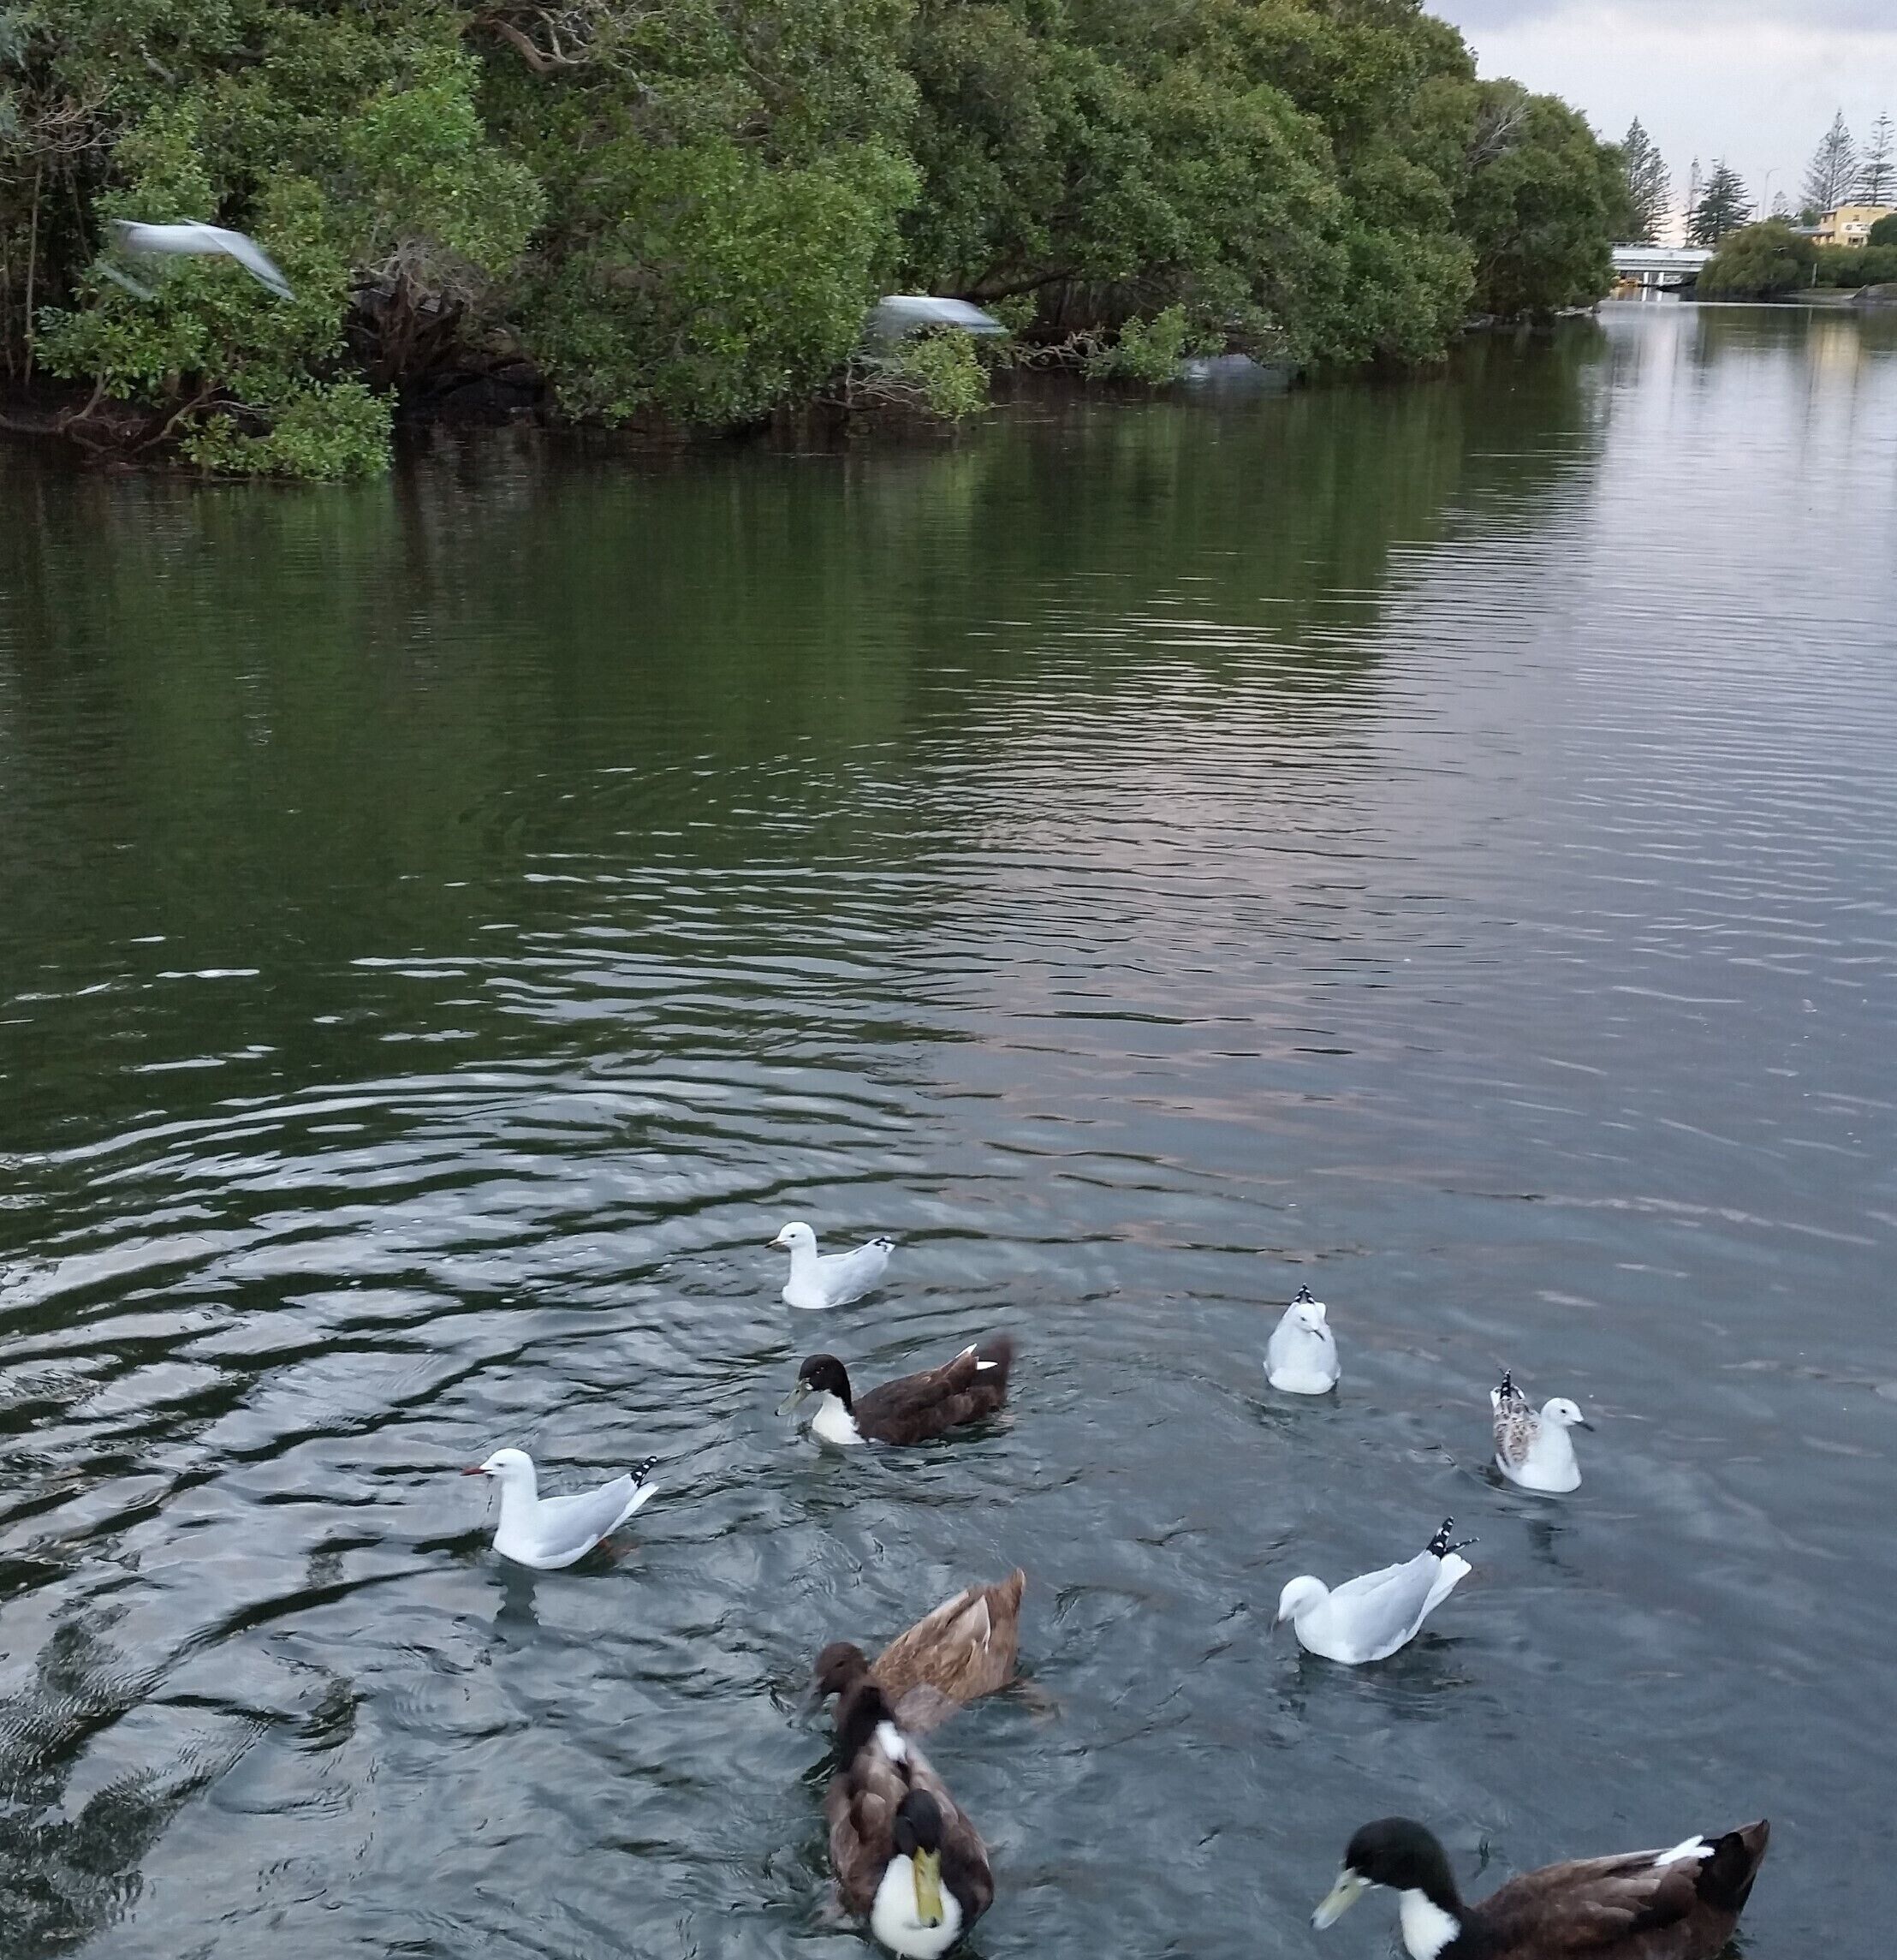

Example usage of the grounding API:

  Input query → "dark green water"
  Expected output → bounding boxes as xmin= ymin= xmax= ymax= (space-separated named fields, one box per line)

xmin=2 ymin=303 xmax=1894 ymax=1957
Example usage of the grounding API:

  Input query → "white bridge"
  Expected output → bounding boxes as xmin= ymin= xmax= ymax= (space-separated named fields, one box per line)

xmin=1610 ymin=244 xmax=1711 ymax=290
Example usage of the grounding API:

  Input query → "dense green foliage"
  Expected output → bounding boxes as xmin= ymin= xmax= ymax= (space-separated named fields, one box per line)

xmin=11 ymin=3 xmax=543 ymax=476
xmin=1086 ymin=306 xmax=1210 ymax=384
xmin=485 ymin=0 xmax=921 ymax=429
xmin=0 ymin=0 xmax=1626 ymax=474
xmin=1812 ymin=244 xmax=1897 ymax=289
xmin=1870 ymin=215 xmax=1897 ymax=247
xmin=1697 ymin=222 xmax=1817 ymax=300
xmin=1457 ymin=83 xmax=1624 ymax=316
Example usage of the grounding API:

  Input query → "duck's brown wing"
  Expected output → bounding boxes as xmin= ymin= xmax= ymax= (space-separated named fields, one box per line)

xmin=1477 ymin=1823 xmax=1769 ymax=1958
xmin=874 ymin=1569 xmax=1026 ymax=1707
xmin=854 ymin=1336 xmax=1014 ymax=1443
xmin=824 ymin=1738 xmax=908 ymax=1917
xmin=937 ymin=1784 xmax=994 ymax=1926
xmin=889 ymin=1683 xmax=961 ymax=1732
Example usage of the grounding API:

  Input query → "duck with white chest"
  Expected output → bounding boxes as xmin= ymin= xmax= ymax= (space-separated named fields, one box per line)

xmin=825 ymin=1679 xmax=992 ymax=1958
xmin=779 ymin=1337 xmax=1014 ymax=1447
xmin=1311 ymin=1814 xmax=1769 ymax=1960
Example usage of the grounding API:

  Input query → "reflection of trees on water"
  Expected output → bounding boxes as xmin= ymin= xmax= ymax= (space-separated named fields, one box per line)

xmin=0 ymin=1616 xmax=251 ymax=1954
xmin=0 ymin=332 xmax=1617 ymax=1230
xmin=0 ymin=327 xmax=1630 ymax=1954
xmin=0 ymin=330 xmax=1614 ymax=889
xmin=1684 ymin=301 xmax=1897 ymax=369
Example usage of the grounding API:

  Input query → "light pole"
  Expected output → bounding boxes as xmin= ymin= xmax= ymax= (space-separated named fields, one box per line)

xmin=1760 ymin=168 xmax=1778 ymax=220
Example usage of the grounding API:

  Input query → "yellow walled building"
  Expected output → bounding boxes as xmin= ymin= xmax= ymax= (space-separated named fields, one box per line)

xmin=1815 ymin=204 xmax=1895 ymax=247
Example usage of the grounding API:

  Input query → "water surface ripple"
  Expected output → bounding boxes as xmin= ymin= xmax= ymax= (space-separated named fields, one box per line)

xmin=2 ymin=306 xmax=1894 ymax=1957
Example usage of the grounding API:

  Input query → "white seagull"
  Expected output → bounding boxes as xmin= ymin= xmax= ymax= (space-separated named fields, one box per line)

xmin=770 ymin=1220 xmax=895 ymax=1309
xmin=1265 ymin=1285 xmax=1340 ymax=1394
xmin=462 ymin=1447 xmax=657 ymax=1569
xmin=1492 ymin=1370 xmax=1591 ymax=1493
xmin=1276 ymin=1518 xmax=1475 ymax=1665
xmin=109 ymin=220 xmax=295 ymax=300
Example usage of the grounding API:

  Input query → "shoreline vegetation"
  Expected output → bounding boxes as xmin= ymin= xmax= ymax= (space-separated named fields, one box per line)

xmin=0 ymin=1 xmax=1628 ymax=479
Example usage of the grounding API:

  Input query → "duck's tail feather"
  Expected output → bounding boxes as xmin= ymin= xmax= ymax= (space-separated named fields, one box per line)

xmin=973 ymin=1333 xmax=1015 ymax=1387
xmin=990 ymin=1566 xmax=1027 ymax=1614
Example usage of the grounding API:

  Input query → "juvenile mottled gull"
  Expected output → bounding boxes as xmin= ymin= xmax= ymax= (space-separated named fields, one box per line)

xmin=461 ymin=1447 xmax=657 ymax=1569
xmin=1265 ymin=1285 xmax=1340 ymax=1394
xmin=109 ymin=220 xmax=294 ymax=300
xmin=770 ymin=1220 xmax=895 ymax=1309
xmin=1276 ymin=1518 xmax=1474 ymax=1665
xmin=1492 ymin=1370 xmax=1591 ymax=1493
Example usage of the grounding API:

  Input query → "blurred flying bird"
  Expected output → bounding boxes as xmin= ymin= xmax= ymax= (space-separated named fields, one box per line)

xmin=108 ymin=220 xmax=295 ymax=301
xmin=865 ymin=295 xmax=1007 ymax=341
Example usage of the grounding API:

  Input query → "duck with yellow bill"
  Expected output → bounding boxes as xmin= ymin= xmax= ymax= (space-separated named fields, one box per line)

xmin=824 ymin=1678 xmax=992 ymax=1957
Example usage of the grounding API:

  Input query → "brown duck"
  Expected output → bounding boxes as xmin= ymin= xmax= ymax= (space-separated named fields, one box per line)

xmin=825 ymin=1678 xmax=992 ymax=1957
xmin=813 ymin=1570 xmax=1026 ymax=1731
xmin=778 ymin=1336 xmax=1014 ymax=1446
xmin=1312 ymin=1814 xmax=1769 ymax=1960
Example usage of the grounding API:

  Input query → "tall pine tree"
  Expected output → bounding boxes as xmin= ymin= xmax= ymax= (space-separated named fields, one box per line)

xmin=1802 ymin=112 xmax=1855 ymax=215
xmin=1857 ymin=113 xmax=1894 ymax=205
xmin=1688 ymin=161 xmax=1752 ymax=245
xmin=1619 ymin=119 xmax=1670 ymax=241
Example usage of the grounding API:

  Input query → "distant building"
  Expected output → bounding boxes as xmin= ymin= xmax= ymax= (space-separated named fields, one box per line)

xmin=1814 ymin=204 xmax=1895 ymax=248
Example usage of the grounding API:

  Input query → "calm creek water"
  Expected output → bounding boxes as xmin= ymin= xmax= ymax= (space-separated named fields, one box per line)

xmin=3 ymin=302 xmax=1894 ymax=1957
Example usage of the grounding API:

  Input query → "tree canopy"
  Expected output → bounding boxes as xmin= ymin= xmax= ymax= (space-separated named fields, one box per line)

xmin=1618 ymin=119 xmax=1669 ymax=243
xmin=1457 ymin=83 xmax=1623 ymax=317
xmin=1687 ymin=162 xmax=1752 ymax=247
xmin=1856 ymin=113 xmax=1894 ymax=206
xmin=1802 ymin=112 xmax=1855 ymax=216
xmin=0 ymin=0 xmax=1629 ymax=475
xmin=1696 ymin=221 xmax=1817 ymax=300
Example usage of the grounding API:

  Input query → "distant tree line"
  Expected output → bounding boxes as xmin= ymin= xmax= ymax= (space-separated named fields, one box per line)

xmin=1802 ymin=111 xmax=1895 ymax=215
xmin=1614 ymin=107 xmax=1897 ymax=255
xmin=0 ymin=0 xmax=1630 ymax=477
xmin=1698 ymin=223 xmax=1897 ymax=300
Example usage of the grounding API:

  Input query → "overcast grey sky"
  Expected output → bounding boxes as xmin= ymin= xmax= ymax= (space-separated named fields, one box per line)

xmin=1430 ymin=1 xmax=1897 ymax=219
